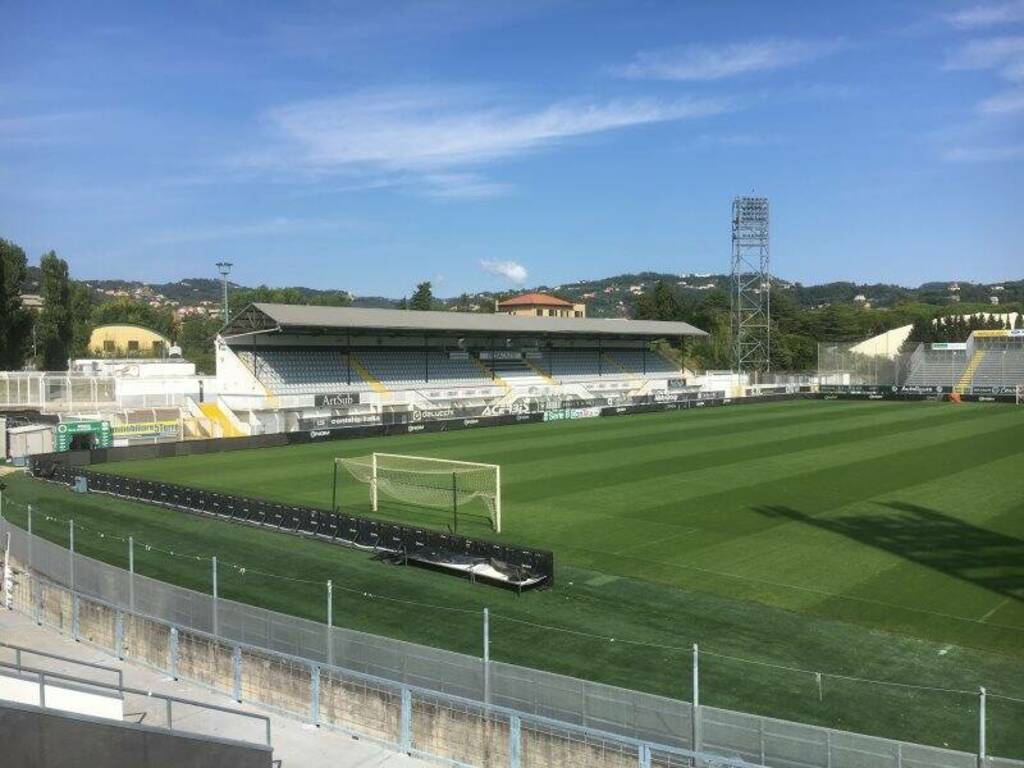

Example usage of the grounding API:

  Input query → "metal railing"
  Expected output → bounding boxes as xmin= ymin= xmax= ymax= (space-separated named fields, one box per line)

xmin=0 ymin=658 xmax=271 ymax=747
xmin=0 ymin=640 xmax=124 ymax=690
xmin=2 ymin=516 xmax=1022 ymax=768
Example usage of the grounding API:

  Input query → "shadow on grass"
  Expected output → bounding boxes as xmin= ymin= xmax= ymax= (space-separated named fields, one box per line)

xmin=755 ymin=501 xmax=1024 ymax=603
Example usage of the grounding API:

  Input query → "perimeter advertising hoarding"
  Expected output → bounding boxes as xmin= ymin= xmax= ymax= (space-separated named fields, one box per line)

xmin=314 ymin=393 xmax=360 ymax=407
xmin=543 ymin=406 xmax=602 ymax=422
xmin=973 ymin=329 xmax=1024 ymax=338
xmin=301 ymin=400 xmax=537 ymax=434
xmin=111 ymin=420 xmax=181 ymax=440
xmin=299 ymin=413 xmax=381 ymax=431
xmin=969 ymin=385 xmax=1020 ymax=395
xmin=411 ymin=400 xmax=531 ymax=422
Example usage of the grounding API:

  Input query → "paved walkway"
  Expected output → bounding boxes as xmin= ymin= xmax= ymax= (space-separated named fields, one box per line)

xmin=0 ymin=607 xmax=428 ymax=768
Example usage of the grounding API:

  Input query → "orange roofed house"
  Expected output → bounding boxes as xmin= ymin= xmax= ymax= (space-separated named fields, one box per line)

xmin=496 ymin=292 xmax=587 ymax=318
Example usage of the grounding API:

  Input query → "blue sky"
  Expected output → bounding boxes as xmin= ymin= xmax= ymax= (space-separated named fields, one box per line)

xmin=2 ymin=1 xmax=1022 ymax=297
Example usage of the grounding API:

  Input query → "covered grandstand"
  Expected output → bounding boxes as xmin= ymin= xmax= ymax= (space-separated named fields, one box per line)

xmin=217 ymin=303 xmax=706 ymax=435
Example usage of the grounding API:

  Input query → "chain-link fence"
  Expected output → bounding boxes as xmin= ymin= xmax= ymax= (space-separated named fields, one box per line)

xmin=4 ymin=516 xmax=1022 ymax=768
xmin=816 ymin=341 xmax=915 ymax=388
xmin=818 ymin=334 xmax=1024 ymax=393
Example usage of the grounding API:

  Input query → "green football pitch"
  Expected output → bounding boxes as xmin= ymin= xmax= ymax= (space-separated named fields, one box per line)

xmin=6 ymin=399 xmax=1024 ymax=755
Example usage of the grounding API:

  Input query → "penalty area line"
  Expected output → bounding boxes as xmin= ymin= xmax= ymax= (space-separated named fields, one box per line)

xmin=979 ymin=597 xmax=1012 ymax=624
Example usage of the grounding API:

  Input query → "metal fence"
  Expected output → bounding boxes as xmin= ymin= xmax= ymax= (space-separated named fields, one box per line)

xmin=0 ymin=372 xmax=118 ymax=411
xmin=816 ymin=341 xmax=914 ymax=387
xmin=2 ymin=517 xmax=1022 ymax=768
xmin=817 ymin=335 xmax=1024 ymax=393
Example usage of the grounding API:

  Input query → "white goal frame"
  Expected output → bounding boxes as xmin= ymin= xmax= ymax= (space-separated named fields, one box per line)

xmin=339 ymin=452 xmax=502 ymax=532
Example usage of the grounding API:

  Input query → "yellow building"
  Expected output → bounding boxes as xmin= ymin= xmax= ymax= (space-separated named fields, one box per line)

xmin=88 ymin=324 xmax=172 ymax=358
xmin=496 ymin=292 xmax=586 ymax=318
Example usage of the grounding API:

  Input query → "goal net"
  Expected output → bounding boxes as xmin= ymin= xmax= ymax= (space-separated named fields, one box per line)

xmin=335 ymin=453 xmax=502 ymax=532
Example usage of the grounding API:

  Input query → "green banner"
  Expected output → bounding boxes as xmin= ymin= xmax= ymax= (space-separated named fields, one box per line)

xmin=56 ymin=420 xmax=113 ymax=451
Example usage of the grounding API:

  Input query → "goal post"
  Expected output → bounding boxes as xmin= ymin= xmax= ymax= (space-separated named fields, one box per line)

xmin=335 ymin=452 xmax=502 ymax=532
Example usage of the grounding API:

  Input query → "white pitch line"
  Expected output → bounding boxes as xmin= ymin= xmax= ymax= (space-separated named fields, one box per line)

xmin=978 ymin=597 xmax=1012 ymax=623
xmin=613 ymin=528 xmax=699 ymax=555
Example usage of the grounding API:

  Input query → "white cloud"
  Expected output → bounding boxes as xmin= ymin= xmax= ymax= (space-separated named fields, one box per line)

xmin=945 ymin=36 xmax=1024 ymax=114
xmin=944 ymin=1 xmax=1024 ymax=28
xmin=614 ymin=39 xmax=844 ymax=81
xmin=978 ymin=88 xmax=1024 ymax=113
xmin=945 ymin=35 xmax=1024 ymax=77
xmin=244 ymin=87 xmax=731 ymax=177
xmin=480 ymin=259 xmax=528 ymax=285
xmin=419 ymin=173 xmax=512 ymax=200
xmin=944 ymin=144 xmax=1024 ymax=161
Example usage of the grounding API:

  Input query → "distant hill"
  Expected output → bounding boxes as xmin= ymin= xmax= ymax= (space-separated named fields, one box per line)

xmin=435 ymin=274 xmax=1024 ymax=317
xmin=21 ymin=267 xmax=1023 ymax=318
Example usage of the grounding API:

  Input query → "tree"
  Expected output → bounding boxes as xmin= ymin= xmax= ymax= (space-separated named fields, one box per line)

xmin=177 ymin=314 xmax=221 ymax=374
xmin=227 ymin=285 xmax=352 ymax=318
xmin=91 ymin=298 xmax=175 ymax=340
xmin=409 ymin=281 xmax=435 ymax=311
xmin=70 ymin=283 xmax=93 ymax=357
xmin=633 ymin=281 xmax=690 ymax=322
xmin=689 ymin=313 xmax=732 ymax=370
xmin=35 ymin=251 xmax=74 ymax=370
xmin=0 ymin=238 xmax=33 ymax=369
xmin=1015 ymin=314 xmax=1023 ymax=330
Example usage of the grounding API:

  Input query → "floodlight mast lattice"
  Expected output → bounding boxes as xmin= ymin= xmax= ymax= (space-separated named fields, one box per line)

xmin=215 ymin=261 xmax=233 ymax=326
xmin=731 ymin=196 xmax=771 ymax=375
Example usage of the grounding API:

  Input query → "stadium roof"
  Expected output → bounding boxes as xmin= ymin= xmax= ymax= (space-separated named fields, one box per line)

xmin=497 ymin=292 xmax=574 ymax=308
xmin=223 ymin=303 xmax=706 ymax=339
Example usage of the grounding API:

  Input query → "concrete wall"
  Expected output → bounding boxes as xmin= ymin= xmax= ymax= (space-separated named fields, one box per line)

xmin=8 ymin=551 xmax=647 ymax=768
xmin=319 ymin=667 xmax=401 ymax=743
xmin=0 ymin=701 xmax=272 ymax=768
xmin=240 ymin=649 xmax=311 ymax=714
xmin=124 ymin=614 xmax=170 ymax=670
xmin=412 ymin=699 xmax=511 ymax=767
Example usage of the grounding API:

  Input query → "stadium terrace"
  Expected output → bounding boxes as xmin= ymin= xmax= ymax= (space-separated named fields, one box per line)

xmin=216 ymin=302 xmax=708 ymax=436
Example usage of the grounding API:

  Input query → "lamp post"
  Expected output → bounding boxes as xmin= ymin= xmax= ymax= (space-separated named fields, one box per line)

xmin=215 ymin=262 xmax=233 ymax=325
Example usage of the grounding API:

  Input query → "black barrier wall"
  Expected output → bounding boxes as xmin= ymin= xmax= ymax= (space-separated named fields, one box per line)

xmin=39 ymin=411 xmax=551 ymax=469
xmin=33 ymin=461 xmax=555 ymax=589
xmin=30 ymin=387 xmax=1019 ymax=476
xmin=817 ymin=385 xmax=1020 ymax=404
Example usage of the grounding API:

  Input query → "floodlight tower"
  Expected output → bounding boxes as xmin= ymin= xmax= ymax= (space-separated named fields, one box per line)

xmin=730 ymin=196 xmax=771 ymax=375
xmin=215 ymin=261 xmax=233 ymax=324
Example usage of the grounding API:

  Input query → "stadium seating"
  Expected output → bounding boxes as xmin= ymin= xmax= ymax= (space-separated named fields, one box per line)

xmin=525 ymin=348 xmax=679 ymax=381
xmin=236 ymin=347 xmax=372 ymax=393
xmin=357 ymin=348 xmax=491 ymax=388
xmin=236 ymin=346 xmax=494 ymax=393
xmin=903 ymin=349 xmax=967 ymax=388
xmin=969 ymin=347 xmax=1024 ymax=390
xmin=234 ymin=345 xmax=686 ymax=394
xmin=605 ymin=349 xmax=680 ymax=376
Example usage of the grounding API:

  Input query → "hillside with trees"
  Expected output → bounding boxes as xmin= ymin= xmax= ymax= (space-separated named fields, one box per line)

xmin=4 ymin=234 xmax=1021 ymax=374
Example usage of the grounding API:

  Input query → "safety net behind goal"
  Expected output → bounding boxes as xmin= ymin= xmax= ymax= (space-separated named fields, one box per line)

xmin=336 ymin=453 xmax=501 ymax=531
